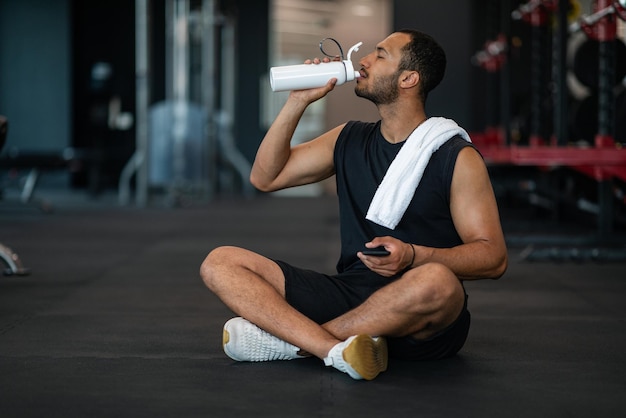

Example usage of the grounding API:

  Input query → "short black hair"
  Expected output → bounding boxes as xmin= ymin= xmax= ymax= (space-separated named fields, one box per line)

xmin=396 ymin=29 xmax=447 ymax=103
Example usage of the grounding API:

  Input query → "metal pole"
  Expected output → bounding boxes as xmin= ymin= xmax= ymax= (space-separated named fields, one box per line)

xmin=529 ymin=6 xmax=548 ymax=145
xmin=118 ymin=0 xmax=150 ymax=206
xmin=501 ymin=0 xmax=512 ymax=145
xmin=218 ymin=18 xmax=253 ymax=196
xmin=171 ymin=0 xmax=190 ymax=200
xmin=202 ymin=0 xmax=217 ymax=198
xmin=595 ymin=0 xmax=617 ymax=146
xmin=594 ymin=0 xmax=617 ymax=236
xmin=554 ymin=0 xmax=569 ymax=146
xmin=136 ymin=0 xmax=150 ymax=206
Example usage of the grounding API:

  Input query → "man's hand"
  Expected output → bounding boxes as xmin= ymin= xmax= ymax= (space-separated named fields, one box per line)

xmin=287 ymin=57 xmax=338 ymax=103
xmin=357 ymin=236 xmax=414 ymax=277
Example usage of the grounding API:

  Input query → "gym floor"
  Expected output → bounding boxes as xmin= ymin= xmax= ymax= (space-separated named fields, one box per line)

xmin=1 ymin=193 xmax=625 ymax=417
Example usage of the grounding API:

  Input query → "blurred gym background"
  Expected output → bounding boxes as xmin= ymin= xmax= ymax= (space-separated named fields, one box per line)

xmin=1 ymin=0 xmax=625 ymax=245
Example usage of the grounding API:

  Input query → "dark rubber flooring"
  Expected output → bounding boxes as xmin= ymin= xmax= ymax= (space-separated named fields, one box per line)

xmin=1 ymin=194 xmax=625 ymax=417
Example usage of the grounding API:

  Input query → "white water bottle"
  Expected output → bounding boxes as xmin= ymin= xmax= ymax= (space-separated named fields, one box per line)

xmin=269 ymin=41 xmax=362 ymax=92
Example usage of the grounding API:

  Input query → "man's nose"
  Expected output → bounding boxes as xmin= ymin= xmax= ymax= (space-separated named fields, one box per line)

xmin=359 ymin=54 xmax=371 ymax=68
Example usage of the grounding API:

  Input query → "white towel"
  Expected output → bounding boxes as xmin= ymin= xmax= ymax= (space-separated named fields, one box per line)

xmin=365 ymin=117 xmax=471 ymax=230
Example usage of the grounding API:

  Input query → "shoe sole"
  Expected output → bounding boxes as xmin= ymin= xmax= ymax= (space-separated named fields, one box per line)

xmin=222 ymin=317 xmax=303 ymax=362
xmin=223 ymin=327 xmax=237 ymax=360
xmin=223 ymin=318 xmax=246 ymax=361
xmin=342 ymin=335 xmax=388 ymax=380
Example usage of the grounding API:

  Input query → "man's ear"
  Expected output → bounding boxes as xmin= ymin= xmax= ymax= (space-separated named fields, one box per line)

xmin=399 ymin=70 xmax=419 ymax=89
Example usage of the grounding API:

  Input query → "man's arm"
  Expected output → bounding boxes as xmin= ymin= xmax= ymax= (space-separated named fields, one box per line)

xmin=250 ymin=80 xmax=343 ymax=192
xmin=360 ymin=147 xmax=508 ymax=280
xmin=439 ymin=146 xmax=508 ymax=279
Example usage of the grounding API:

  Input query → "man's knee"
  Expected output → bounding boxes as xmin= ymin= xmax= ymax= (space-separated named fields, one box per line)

xmin=200 ymin=246 xmax=285 ymax=295
xmin=406 ymin=262 xmax=464 ymax=314
xmin=398 ymin=263 xmax=465 ymax=338
xmin=200 ymin=245 xmax=240 ymax=290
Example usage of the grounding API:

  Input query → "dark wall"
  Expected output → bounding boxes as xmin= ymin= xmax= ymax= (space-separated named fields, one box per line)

xmin=71 ymin=0 xmax=136 ymax=190
xmin=70 ymin=0 xmax=267 ymax=189
xmin=222 ymin=0 xmax=269 ymax=164
xmin=393 ymin=0 xmax=476 ymax=129
xmin=0 ymin=0 xmax=71 ymax=152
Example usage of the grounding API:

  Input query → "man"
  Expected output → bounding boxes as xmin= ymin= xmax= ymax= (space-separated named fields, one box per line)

xmin=200 ymin=29 xmax=507 ymax=380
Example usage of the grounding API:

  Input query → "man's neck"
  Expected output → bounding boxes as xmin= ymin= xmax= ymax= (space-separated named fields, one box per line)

xmin=378 ymin=102 xmax=427 ymax=144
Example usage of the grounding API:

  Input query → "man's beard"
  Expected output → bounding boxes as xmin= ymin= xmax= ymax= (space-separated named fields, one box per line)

xmin=355 ymin=71 xmax=401 ymax=105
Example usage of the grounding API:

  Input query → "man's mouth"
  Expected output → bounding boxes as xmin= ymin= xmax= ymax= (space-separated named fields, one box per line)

xmin=358 ymin=69 xmax=367 ymax=79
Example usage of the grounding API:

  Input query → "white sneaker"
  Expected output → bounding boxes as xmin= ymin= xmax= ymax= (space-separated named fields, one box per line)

xmin=323 ymin=335 xmax=388 ymax=380
xmin=222 ymin=317 xmax=305 ymax=362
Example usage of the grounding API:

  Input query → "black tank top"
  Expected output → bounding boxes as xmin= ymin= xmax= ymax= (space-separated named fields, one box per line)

xmin=333 ymin=120 xmax=475 ymax=273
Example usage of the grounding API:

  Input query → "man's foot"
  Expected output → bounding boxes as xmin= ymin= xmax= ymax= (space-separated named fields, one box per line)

xmin=222 ymin=317 xmax=306 ymax=362
xmin=323 ymin=335 xmax=388 ymax=380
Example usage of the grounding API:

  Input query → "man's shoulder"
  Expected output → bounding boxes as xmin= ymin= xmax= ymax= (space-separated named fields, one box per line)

xmin=344 ymin=120 xmax=380 ymax=131
xmin=339 ymin=120 xmax=381 ymax=140
xmin=437 ymin=134 xmax=476 ymax=154
xmin=446 ymin=134 xmax=474 ymax=146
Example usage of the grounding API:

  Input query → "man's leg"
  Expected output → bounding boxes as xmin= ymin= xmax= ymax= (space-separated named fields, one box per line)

xmin=200 ymin=245 xmax=343 ymax=360
xmin=201 ymin=248 xmax=460 ymax=378
xmin=322 ymin=262 xmax=466 ymax=342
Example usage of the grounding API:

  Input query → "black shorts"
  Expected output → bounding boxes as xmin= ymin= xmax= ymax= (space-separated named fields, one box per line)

xmin=275 ymin=259 xmax=471 ymax=361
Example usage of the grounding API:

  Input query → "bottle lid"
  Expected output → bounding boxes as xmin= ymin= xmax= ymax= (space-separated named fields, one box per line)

xmin=347 ymin=41 xmax=363 ymax=61
xmin=344 ymin=41 xmax=363 ymax=82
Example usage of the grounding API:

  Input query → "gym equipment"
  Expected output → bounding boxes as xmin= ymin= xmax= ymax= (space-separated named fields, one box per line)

xmin=472 ymin=34 xmax=508 ymax=72
xmin=0 ymin=147 xmax=89 ymax=206
xmin=0 ymin=243 xmax=30 ymax=276
xmin=119 ymin=0 xmax=253 ymax=207
xmin=571 ymin=91 xmax=626 ymax=143
xmin=569 ymin=0 xmax=626 ymax=34
xmin=511 ymin=0 xmax=557 ymax=146
xmin=0 ymin=115 xmax=30 ymax=276
xmin=511 ymin=0 xmax=558 ymax=24
xmin=571 ymin=0 xmax=626 ymax=147
xmin=572 ymin=37 xmax=626 ymax=89
xmin=473 ymin=0 xmax=626 ymax=260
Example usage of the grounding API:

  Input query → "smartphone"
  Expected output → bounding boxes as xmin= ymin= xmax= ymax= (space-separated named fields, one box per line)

xmin=361 ymin=246 xmax=390 ymax=256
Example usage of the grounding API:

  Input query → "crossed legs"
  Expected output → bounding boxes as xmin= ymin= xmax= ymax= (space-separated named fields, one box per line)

xmin=201 ymin=246 xmax=340 ymax=359
xmin=200 ymin=245 xmax=466 ymax=360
